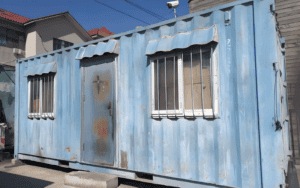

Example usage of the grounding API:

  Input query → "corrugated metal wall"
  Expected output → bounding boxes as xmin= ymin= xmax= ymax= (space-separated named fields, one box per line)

xmin=14 ymin=0 xmax=290 ymax=187
xmin=116 ymin=3 xmax=261 ymax=188
xmin=16 ymin=49 xmax=81 ymax=162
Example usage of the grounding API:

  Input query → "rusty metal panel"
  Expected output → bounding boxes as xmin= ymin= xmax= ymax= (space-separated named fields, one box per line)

xmin=14 ymin=0 xmax=291 ymax=188
xmin=81 ymin=55 xmax=115 ymax=165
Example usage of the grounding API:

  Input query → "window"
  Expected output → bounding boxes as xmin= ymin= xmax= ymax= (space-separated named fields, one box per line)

xmin=28 ymin=73 xmax=55 ymax=119
xmin=6 ymin=29 xmax=19 ymax=48
xmin=151 ymin=44 xmax=219 ymax=118
xmin=0 ymin=27 xmax=6 ymax=46
xmin=53 ymin=38 xmax=74 ymax=50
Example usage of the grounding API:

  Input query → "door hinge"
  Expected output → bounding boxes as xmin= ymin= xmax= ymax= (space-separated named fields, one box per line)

xmin=83 ymin=143 xmax=85 ymax=151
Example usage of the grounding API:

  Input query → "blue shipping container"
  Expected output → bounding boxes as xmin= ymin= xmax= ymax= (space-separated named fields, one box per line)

xmin=14 ymin=0 xmax=291 ymax=187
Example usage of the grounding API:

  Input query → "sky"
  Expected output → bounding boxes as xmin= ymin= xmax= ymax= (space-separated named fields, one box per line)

xmin=1 ymin=0 xmax=190 ymax=34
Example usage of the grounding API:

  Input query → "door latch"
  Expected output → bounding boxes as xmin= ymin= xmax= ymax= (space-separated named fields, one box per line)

xmin=107 ymin=100 xmax=113 ymax=116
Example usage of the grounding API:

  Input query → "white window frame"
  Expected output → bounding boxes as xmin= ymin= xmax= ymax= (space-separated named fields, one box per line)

xmin=27 ymin=74 xmax=56 ymax=119
xmin=151 ymin=44 xmax=219 ymax=118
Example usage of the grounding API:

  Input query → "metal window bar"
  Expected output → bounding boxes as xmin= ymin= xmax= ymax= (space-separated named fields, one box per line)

xmin=157 ymin=59 xmax=160 ymax=118
xmin=200 ymin=47 xmax=205 ymax=118
xmin=210 ymin=46 xmax=214 ymax=118
xmin=38 ymin=77 xmax=40 ymax=116
xmin=51 ymin=74 xmax=53 ymax=114
xmin=165 ymin=57 xmax=168 ymax=117
xmin=34 ymin=78 xmax=37 ymax=114
xmin=45 ymin=75 xmax=47 ymax=114
xmin=36 ymin=78 xmax=39 ymax=116
xmin=190 ymin=49 xmax=195 ymax=118
xmin=33 ymin=78 xmax=36 ymax=115
xmin=47 ymin=75 xmax=51 ymax=114
xmin=43 ymin=76 xmax=45 ymax=115
xmin=173 ymin=55 xmax=177 ymax=118
xmin=30 ymin=78 xmax=33 ymax=114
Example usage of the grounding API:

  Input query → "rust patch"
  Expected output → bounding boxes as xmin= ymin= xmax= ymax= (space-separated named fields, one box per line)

xmin=93 ymin=116 xmax=109 ymax=156
xmin=121 ymin=150 xmax=128 ymax=169
xmin=70 ymin=155 xmax=77 ymax=160
xmin=93 ymin=138 xmax=108 ymax=156
xmin=66 ymin=147 xmax=71 ymax=152
xmin=92 ymin=74 xmax=110 ymax=103
xmin=93 ymin=116 xmax=108 ymax=139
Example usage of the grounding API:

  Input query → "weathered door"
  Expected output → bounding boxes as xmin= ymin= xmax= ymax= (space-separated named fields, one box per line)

xmin=81 ymin=55 xmax=115 ymax=166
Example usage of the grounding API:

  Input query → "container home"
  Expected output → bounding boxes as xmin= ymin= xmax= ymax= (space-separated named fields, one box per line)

xmin=14 ymin=0 xmax=291 ymax=187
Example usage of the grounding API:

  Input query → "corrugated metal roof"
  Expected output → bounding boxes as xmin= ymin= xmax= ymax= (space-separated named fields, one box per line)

xmin=23 ymin=62 xmax=57 ymax=77
xmin=76 ymin=39 xmax=119 ymax=60
xmin=145 ymin=24 xmax=218 ymax=55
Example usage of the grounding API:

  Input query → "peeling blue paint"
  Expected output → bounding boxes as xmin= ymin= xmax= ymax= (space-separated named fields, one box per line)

xmin=14 ymin=0 xmax=290 ymax=187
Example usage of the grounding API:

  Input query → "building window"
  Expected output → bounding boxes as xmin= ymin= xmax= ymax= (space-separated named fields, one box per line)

xmin=53 ymin=38 xmax=74 ymax=50
xmin=0 ymin=27 xmax=6 ymax=46
xmin=151 ymin=44 xmax=219 ymax=118
xmin=6 ymin=29 xmax=19 ymax=48
xmin=28 ymin=73 xmax=55 ymax=119
xmin=0 ymin=27 xmax=24 ymax=48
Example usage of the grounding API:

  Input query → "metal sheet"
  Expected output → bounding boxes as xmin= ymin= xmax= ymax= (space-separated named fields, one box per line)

xmin=23 ymin=62 xmax=57 ymax=77
xmin=76 ymin=40 xmax=119 ymax=60
xmin=81 ymin=56 xmax=115 ymax=165
xmin=145 ymin=25 xmax=218 ymax=56
xmin=14 ymin=0 xmax=290 ymax=188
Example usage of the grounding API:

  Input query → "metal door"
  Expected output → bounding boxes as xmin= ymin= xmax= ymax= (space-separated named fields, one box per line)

xmin=81 ymin=55 xmax=115 ymax=166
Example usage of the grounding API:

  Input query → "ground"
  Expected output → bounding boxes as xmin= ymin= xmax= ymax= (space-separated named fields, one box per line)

xmin=0 ymin=157 xmax=176 ymax=188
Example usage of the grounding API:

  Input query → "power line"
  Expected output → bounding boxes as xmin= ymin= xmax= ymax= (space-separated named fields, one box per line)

xmin=94 ymin=0 xmax=150 ymax=25
xmin=124 ymin=0 xmax=167 ymax=21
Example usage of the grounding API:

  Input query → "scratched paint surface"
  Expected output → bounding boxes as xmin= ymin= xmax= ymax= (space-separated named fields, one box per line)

xmin=81 ymin=55 xmax=115 ymax=165
xmin=14 ymin=1 xmax=290 ymax=188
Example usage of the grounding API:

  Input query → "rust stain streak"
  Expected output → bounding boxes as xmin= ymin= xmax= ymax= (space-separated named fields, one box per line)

xmin=93 ymin=116 xmax=109 ymax=156
xmin=70 ymin=155 xmax=77 ymax=160
xmin=121 ymin=150 xmax=128 ymax=169
xmin=93 ymin=116 xmax=108 ymax=139
xmin=66 ymin=147 xmax=70 ymax=152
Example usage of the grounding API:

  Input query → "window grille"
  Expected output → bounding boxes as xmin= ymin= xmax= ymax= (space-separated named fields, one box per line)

xmin=151 ymin=44 xmax=217 ymax=118
xmin=28 ymin=73 xmax=55 ymax=119
xmin=53 ymin=38 xmax=74 ymax=50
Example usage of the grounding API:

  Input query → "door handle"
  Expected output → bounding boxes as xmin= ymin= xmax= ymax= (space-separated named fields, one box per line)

xmin=107 ymin=100 xmax=113 ymax=116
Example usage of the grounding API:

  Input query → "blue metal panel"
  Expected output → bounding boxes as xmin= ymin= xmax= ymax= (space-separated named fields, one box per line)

xmin=145 ymin=25 xmax=218 ymax=55
xmin=17 ymin=49 xmax=81 ymax=162
xmin=18 ymin=153 xmax=59 ymax=166
xmin=14 ymin=0 xmax=290 ymax=187
xmin=23 ymin=61 xmax=57 ymax=77
xmin=253 ymin=0 xmax=290 ymax=187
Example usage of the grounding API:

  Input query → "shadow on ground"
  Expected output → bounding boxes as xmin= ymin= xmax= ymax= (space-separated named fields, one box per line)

xmin=119 ymin=178 xmax=178 ymax=188
xmin=16 ymin=160 xmax=78 ymax=173
xmin=0 ymin=171 xmax=54 ymax=188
